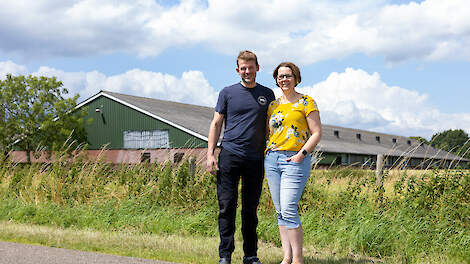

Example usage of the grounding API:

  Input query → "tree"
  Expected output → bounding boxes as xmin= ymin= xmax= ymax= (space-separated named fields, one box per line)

xmin=410 ymin=136 xmax=429 ymax=144
xmin=430 ymin=129 xmax=470 ymax=159
xmin=0 ymin=74 xmax=87 ymax=162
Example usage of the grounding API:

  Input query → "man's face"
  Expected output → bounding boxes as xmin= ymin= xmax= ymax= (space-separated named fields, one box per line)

xmin=236 ymin=59 xmax=259 ymax=86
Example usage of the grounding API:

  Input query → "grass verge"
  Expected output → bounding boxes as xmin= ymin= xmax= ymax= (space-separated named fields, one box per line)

xmin=0 ymin=221 xmax=382 ymax=264
xmin=1 ymin=154 xmax=469 ymax=263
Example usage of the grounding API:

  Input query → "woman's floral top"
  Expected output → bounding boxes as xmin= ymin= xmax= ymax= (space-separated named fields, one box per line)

xmin=266 ymin=95 xmax=319 ymax=152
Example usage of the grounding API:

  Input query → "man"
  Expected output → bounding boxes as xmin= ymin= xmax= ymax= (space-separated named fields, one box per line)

xmin=206 ymin=50 xmax=275 ymax=264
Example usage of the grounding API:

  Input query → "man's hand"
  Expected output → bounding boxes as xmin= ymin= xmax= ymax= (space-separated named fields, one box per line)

xmin=207 ymin=112 xmax=224 ymax=176
xmin=206 ymin=153 xmax=218 ymax=175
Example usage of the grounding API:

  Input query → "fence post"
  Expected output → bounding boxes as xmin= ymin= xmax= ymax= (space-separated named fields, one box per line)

xmin=189 ymin=156 xmax=196 ymax=176
xmin=376 ymin=154 xmax=384 ymax=187
xmin=375 ymin=154 xmax=385 ymax=208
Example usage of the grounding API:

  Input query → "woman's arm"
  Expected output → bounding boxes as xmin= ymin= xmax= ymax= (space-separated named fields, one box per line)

xmin=286 ymin=111 xmax=322 ymax=163
xmin=265 ymin=118 xmax=270 ymax=141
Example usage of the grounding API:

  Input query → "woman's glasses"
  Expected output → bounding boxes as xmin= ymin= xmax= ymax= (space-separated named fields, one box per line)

xmin=277 ymin=74 xmax=294 ymax=80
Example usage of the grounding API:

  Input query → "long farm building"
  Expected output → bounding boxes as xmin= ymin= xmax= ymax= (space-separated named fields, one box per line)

xmin=12 ymin=90 xmax=469 ymax=168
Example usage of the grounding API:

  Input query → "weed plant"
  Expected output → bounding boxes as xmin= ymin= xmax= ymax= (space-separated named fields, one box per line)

xmin=0 ymin=150 xmax=469 ymax=263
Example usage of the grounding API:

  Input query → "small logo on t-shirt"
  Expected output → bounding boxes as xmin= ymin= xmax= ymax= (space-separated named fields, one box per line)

xmin=258 ymin=96 xmax=267 ymax=106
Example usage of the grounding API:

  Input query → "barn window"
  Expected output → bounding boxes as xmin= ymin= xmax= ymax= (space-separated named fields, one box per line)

xmin=123 ymin=130 xmax=169 ymax=149
xmin=392 ymin=138 xmax=397 ymax=143
xmin=334 ymin=130 xmax=339 ymax=138
xmin=141 ymin=152 xmax=151 ymax=163
xmin=174 ymin=153 xmax=184 ymax=163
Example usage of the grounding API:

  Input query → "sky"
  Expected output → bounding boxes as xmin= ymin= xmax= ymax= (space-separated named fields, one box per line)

xmin=1 ymin=0 xmax=469 ymax=139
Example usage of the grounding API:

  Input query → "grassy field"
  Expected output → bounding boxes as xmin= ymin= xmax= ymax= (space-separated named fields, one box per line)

xmin=0 ymin=151 xmax=469 ymax=263
xmin=0 ymin=220 xmax=383 ymax=264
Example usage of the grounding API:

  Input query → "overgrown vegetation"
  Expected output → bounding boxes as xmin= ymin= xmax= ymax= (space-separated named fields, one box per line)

xmin=0 ymin=74 xmax=88 ymax=162
xmin=412 ymin=129 xmax=470 ymax=159
xmin=0 ymin=150 xmax=469 ymax=263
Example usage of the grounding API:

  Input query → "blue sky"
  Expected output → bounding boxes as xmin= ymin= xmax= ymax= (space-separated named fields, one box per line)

xmin=0 ymin=0 xmax=469 ymax=139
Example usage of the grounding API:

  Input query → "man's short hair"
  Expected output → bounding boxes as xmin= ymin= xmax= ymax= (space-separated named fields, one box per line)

xmin=273 ymin=62 xmax=302 ymax=87
xmin=237 ymin=50 xmax=259 ymax=67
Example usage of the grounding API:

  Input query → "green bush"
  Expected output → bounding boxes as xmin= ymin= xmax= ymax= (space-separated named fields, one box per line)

xmin=0 ymin=153 xmax=469 ymax=263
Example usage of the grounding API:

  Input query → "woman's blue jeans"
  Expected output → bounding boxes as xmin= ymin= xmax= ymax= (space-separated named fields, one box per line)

xmin=264 ymin=150 xmax=311 ymax=229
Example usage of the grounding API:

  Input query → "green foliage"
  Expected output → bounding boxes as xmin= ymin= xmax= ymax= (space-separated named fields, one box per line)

xmin=0 ymin=154 xmax=469 ymax=263
xmin=298 ymin=169 xmax=470 ymax=262
xmin=0 ymin=151 xmax=216 ymax=209
xmin=410 ymin=136 xmax=428 ymax=144
xmin=431 ymin=129 xmax=470 ymax=159
xmin=0 ymin=74 xmax=87 ymax=161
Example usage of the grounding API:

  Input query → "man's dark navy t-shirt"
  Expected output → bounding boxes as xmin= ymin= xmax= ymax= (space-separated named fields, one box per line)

xmin=215 ymin=83 xmax=275 ymax=160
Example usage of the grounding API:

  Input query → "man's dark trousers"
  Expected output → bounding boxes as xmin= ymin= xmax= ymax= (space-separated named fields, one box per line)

xmin=217 ymin=148 xmax=264 ymax=259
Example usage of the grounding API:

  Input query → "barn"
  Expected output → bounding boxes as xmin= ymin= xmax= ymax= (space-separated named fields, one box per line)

xmin=73 ymin=90 xmax=467 ymax=168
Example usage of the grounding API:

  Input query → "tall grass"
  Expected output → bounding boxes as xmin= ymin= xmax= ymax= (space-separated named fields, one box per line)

xmin=0 ymin=149 xmax=216 ymax=209
xmin=0 ymin=150 xmax=469 ymax=263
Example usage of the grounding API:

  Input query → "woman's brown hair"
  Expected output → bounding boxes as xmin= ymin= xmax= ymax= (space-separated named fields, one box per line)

xmin=273 ymin=62 xmax=301 ymax=87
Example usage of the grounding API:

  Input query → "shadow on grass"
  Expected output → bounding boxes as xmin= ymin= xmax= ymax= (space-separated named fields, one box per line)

xmin=305 ymin=257 xmax=379 ymax=264
xmin=265 ymin=256 xmax=379 ymax=264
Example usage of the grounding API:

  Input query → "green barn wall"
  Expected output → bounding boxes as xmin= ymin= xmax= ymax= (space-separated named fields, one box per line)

xmin=317 ymin=153 xmax=339 ymax=165
xmin=82 ymin=96 xmax=207 ymax=149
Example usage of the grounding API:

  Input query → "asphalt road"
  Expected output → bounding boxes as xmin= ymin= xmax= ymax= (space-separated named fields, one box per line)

xmin=0 ymin=241 xmax=179 ymax=264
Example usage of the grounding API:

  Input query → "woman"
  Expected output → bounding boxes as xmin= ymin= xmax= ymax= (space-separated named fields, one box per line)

xmin=265 ymin=62 xmax=322 ymax=264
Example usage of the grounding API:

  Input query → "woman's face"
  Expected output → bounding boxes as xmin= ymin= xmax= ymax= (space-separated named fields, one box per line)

xmin=276 ymin=66 xmax=295 ymax=92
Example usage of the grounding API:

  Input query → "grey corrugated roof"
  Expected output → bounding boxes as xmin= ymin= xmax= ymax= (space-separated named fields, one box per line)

xmin=102 ymin=91 xmax=213 ymax=139
xmin=318 ymin=125 xmax=465 ymax=161
xmin=85 ymin=90 xmax=466 ymax=161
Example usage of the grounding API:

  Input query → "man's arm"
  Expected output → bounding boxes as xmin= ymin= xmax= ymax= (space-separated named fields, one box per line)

xmin=206 ymin=112 xmax=224 ymax=175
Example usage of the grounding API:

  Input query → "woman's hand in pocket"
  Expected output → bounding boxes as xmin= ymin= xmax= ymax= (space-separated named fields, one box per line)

xmin=286 ymin=153 xmax=305 ymax=163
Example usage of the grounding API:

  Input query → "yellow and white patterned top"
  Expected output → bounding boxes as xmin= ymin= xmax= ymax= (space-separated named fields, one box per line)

xmin=266 ymin=95 xmax=319 ymax=152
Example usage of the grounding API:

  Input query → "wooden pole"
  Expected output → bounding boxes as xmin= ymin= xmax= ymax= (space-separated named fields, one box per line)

xmin=376 ymin=154 xmax=384 ymax=187
xmin=189 ymin=157 xmax=196 ymax=176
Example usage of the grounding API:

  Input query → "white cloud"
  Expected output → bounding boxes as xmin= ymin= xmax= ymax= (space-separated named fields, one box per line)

xmin=1 ymin=0 xmax=470 ymax=65
xmin=91 ymin=69 xmax=218 ymax=106
xmin=2 ymin=60 xmax=469 ymax=138
xmin=274 ymin=67 xmax=470 ymax=138
xmin=0 ymin=61 xmax=218 ymax=107
xmin=0 ymin=0 xmax=161 ymax=57
xmin=0 ymin=61 xmax=28 ymax=79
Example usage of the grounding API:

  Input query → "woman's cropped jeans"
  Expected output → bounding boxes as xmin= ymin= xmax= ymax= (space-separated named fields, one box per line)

xmin=264 ymin=150 xmax=311 ymax=229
